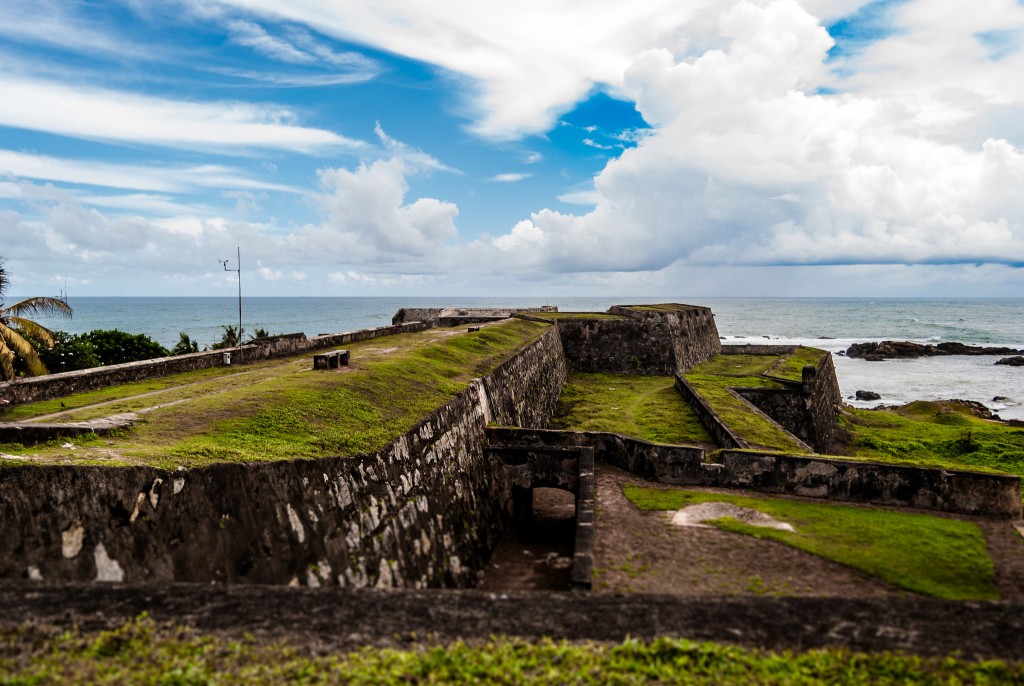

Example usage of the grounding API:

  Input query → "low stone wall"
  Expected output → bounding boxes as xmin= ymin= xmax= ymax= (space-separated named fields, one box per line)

xmin=741 ymin=355 xmax=841 ymax=454
xmin=5 ymin=583 xmax=1024 ymax=660
xmin=698 ymin=346 xmax=841 ymax=454
xmin=0 ymin=322 xmax=430 ymax=408
xmin=0 ymin=324 xmax=567 ymax=586
xmin=673 ymin=376 xmax=747 ymax=449
xmin=715 ymin=450 xmax=1023 ymax=518
xmin=484 ymin=428 xmax=1021 ymax=518
xmin=486 ymin=427 xmax=708 ymax=485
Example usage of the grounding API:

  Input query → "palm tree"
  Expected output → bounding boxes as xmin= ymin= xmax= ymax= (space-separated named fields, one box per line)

xmin=0 ymin=258 xmax=73 ymax=381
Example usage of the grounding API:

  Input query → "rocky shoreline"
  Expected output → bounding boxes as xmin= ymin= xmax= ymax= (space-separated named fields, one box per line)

xmin=845 ymin=341 xmax=1024 ymax=361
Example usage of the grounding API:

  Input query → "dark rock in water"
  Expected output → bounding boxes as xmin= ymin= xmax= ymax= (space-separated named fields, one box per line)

xmin=846 ymin=340 xmax=1024 ymax=360
xmin=994 ymin=396 xmax=1010 ymax=402
xmin=937 ymin=342 xmax=1023 ymax=356
xmin=995 ymin=356 xmax=1024 ymax=367
xmin=855 ymin=390 xmax=881 ymax=401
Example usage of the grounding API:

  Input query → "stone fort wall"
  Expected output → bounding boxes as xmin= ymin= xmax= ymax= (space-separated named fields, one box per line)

xmin=0 ymin=325 xmax=567 ymax=586
xmin=554 ymin=305 xmax=721 ymax=375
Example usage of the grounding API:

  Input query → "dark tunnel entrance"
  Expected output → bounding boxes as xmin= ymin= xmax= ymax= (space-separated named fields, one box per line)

xmin=477 ymin=487 xmax=577 ymax=591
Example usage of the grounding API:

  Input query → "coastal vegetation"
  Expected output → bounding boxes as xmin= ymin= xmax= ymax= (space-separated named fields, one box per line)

xmin=29 ymin=329 xmax=170 ymax=372
xmin=3 ymin=615 xmax=1021 ymax=684
xmin=840 ymin=401 xmax=1024 ymax=480
xmin=550 ymin=372 xmax=712 ymax=445
xmin=0 ymin=257 xmax=72 ymax=380
xmin=623 ymin=485 xmax=998 ymax=600
xmin=0 ymin=320 xmax=548 ymax=467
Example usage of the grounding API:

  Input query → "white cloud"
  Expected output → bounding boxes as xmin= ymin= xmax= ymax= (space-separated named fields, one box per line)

xmin=224 ymin=19 xmax=380 ymax=84
xmin=582 ymin=139 xmax=614 ymax=150
xmin=256 ymin=261 xmax=284 ymax=280
xmin=477 ymin=0 xmax=1024 ymax=272
xmin=0 ymin=150 xmax=299 ymax=194
xmin=0 ymin=0 xmax=151 ymax=60
xmin=307 ymin=157 xmax=458 ymax=257
xmin=490 ymin=173 xmax=533 ymax=182
xmin=0 ymin=75 xmax=363 ymax=153
xmin=207 ymin=0 xmax=708 ymax=139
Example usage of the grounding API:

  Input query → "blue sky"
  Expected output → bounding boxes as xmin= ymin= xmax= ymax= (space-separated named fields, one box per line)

xmin=2 ymin=0 xmax=1023 ymax=298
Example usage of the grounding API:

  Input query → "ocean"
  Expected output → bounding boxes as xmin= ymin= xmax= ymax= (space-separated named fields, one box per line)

xmin=22 ymin=296 xmax=1024 ymax=420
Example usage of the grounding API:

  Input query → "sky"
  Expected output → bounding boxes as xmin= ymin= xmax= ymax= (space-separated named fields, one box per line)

xmin=1 ymin=0 xmax=1023 ymax=298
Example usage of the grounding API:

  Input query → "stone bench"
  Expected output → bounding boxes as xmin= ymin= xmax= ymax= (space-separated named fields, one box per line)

xmin=313 ymin=349 xmax=350 ymax=370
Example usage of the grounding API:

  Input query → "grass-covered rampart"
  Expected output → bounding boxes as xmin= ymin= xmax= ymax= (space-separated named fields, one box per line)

xmin=3 ymin=615 xmax=1021 ymax=684
xmin=550 ymin=372 xmax=713 ymax=445
xmin=683 ymin=348 xmax=829 ymax=453
xmin=623 ymin=485 xmax=998 ymax=600
xmin=0 ymin=320 xmax=549 ymax=468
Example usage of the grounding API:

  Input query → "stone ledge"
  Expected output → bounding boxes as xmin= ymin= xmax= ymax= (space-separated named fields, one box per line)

xmin=2 ymin=582 xmax=1023 ymax=660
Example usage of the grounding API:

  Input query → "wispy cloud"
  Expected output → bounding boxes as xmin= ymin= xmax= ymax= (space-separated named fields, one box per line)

xmin=0 ymin=0 xmax=153 ymax=61
xmin=490 ymin=173 xmax=533 ymax=182
xmin=0 ymin=75 xmax=364 ymax=154
xmin=0 ymin=150 xmax=301 ymax=194
xmin=227 ymin=20 xmax=377 ymax=71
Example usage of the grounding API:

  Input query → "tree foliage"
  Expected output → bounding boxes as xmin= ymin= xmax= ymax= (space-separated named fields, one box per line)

xmin=32 ymin=331 xmax=101 ymax=373
xmin=170 ymin=332 xmax=200 ymax=356
xmin=211 ymin=325 xmax=242 ymax=350
xmin=80 ymin=330 xmax=169 ymax=365
xmin=0 ymin=257 xmax=73 ymax=380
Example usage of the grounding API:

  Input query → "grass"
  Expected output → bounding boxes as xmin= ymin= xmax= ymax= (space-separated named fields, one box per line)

xmin=550 ymin=372 xmax=713 ymax=445
xmin=685 ymin=374 xmax=806 ymax=452
xmin=3 ymin=615 xmax=1022 ymax=684
xmin=683 ymin=349 xmax=834 ymax=453
xmin=623 ymin=485 xmax=998 ymax=600
xmin=0 ymin=365 xmax=264 ymax=422
xmin=0 ymin=320 xmax=549 ymax=468
xmin=695 ymin=354 xmax=779 ymax=377
xmin=768 ymin=347 xmax=829 ymax=382
xmin=841 ymin=401 xmax=1024 ymax=480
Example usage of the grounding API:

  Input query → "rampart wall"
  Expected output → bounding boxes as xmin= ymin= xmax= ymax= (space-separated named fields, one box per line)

xmin=0 ymin=325 xmax=568 ymax=586
xmin=557 ymin=305 xmax=720 ymax=375
xmin=731 ymin=353 xmax=843 ymax=453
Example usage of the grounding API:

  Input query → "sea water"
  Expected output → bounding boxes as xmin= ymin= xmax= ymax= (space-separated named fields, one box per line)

xmin=21 ymin=296 xmax=1024 ymax=420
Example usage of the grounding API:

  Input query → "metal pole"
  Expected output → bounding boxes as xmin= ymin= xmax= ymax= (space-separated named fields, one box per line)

xmin=236 ymin=246 xmax=243 ymax=364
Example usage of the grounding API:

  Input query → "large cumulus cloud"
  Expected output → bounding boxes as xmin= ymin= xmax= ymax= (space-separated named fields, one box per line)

xmin=480 ymin=0 xmax=1024 ymax=272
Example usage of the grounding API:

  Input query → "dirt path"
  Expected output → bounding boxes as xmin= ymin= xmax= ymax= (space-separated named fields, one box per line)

xmin=593 ymin=465 xmax=907 ymax=598
xmin=981 ymin=521 xmax=1024 ymax=601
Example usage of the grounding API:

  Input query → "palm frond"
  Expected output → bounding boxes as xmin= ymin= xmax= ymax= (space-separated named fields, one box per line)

xmin=0 ymin=323 xmax=49 ymax=377
xmin=4 ymin=316 xmax=57 ymax=347
xmin=0 ymin=342 xmax=15 ymax=381
xmin=5 ymin=296 xmax=72 ymax=318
